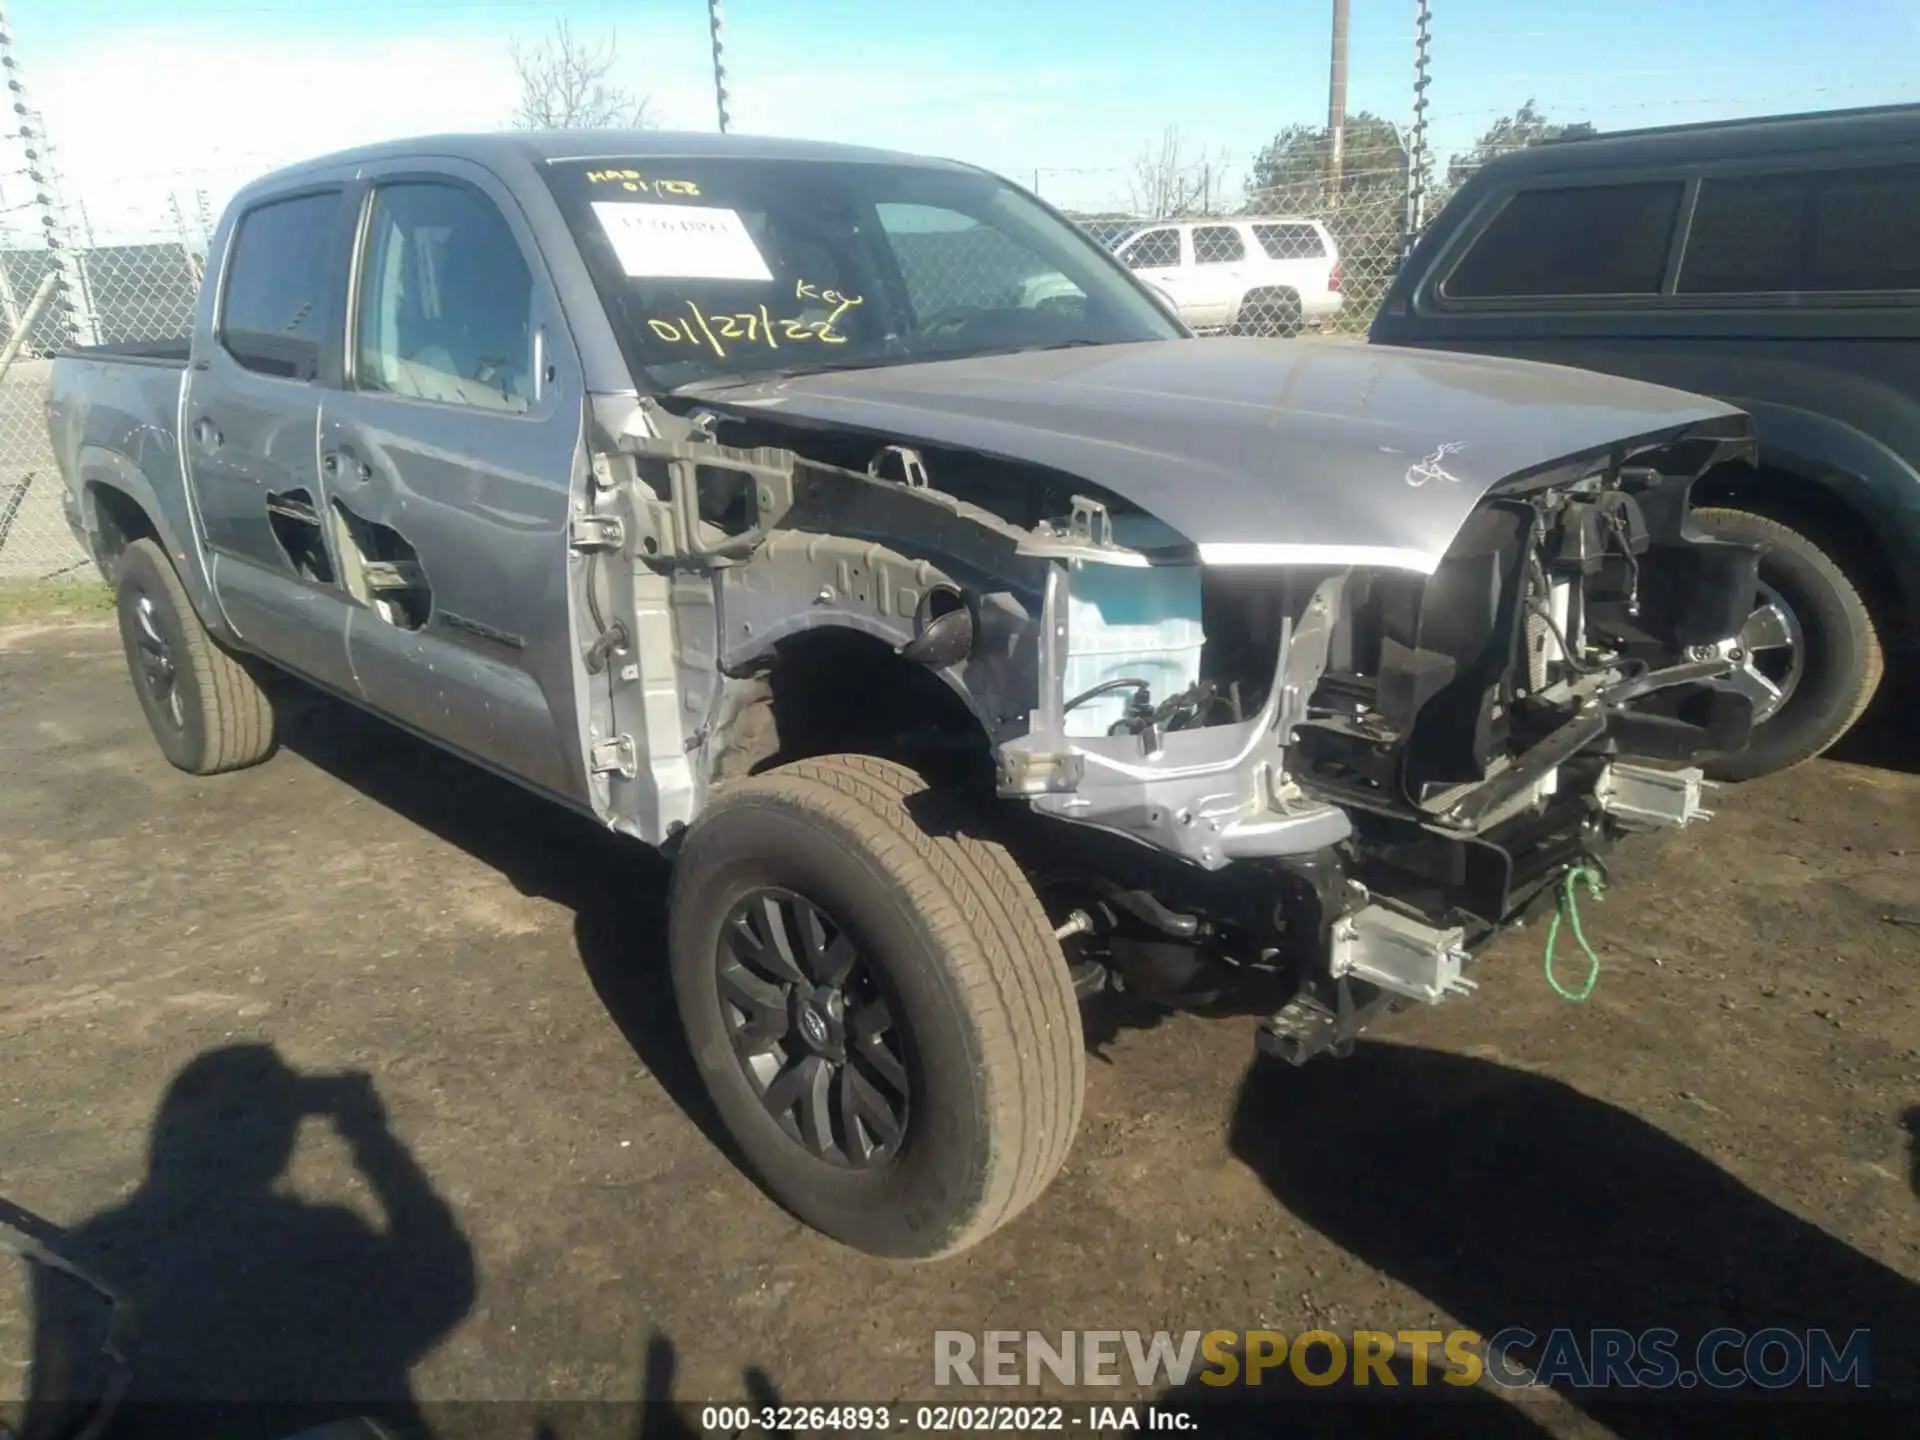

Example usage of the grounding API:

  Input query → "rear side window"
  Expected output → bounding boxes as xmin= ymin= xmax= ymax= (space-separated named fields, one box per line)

xmin=1192 ymin=225 xmax=1245 ymax=264
xmin=220 ymin=191 xmax=341 ymax=379
xmin=1121 ymin=228 xmax=1181 ymax=269
xmin=1444 ymin=181 xmax=1684 ymax=299
xmin=1680 ymin=163 xmax=1920 ymax=294
xmin=1252 ymin=222 xmax=1326 ymax=260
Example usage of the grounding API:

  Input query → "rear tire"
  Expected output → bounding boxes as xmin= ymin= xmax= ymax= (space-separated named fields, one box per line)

xmin=1231 ymin=287 xmax=1303 ymax=337
xmin=668 ymin=753 xmax=1083 ymax=1259
xmin=114 ymin=538 xmax=276 ymax=775
xmin=1692 ymin=507 xmax=1883 ymax=780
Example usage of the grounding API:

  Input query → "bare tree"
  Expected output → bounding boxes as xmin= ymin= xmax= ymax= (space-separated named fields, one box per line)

xmin=510 ymin=20 xmax=650 ymax=130
xmin=1126 ymin=127 xmax=1228 ymax=219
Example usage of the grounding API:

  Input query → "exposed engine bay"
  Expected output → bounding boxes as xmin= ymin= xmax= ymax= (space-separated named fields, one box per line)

xmin=575 ymin=343 xmax=1762 ymax=1065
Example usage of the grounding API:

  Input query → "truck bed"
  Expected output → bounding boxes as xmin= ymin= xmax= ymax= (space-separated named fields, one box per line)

xmin=58 ymin=338 xmax=191 ymax=367
xmin=47 ymin=345 xmax=193 ymax=581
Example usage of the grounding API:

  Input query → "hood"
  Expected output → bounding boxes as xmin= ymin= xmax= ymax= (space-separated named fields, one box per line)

xmin=693 ymin=338 xmax=1746 ymax=572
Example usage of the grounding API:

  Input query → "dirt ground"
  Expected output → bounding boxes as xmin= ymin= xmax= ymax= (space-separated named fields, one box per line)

xmin=2 ymin=617 xmax=1916 ymax=1439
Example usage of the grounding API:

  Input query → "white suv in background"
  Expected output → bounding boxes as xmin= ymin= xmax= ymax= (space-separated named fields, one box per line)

xmin=1114 ymin=217 xmax=1343 ymax=335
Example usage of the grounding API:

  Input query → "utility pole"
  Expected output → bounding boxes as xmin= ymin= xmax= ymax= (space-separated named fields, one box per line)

xmin=0 ymin=0 xmax=93 ymax=345
xmin=1327 ymin=0 xmax=1350 ymax=208
xmin=1405 ymin=0 xmax=1432 ymax=250
xmin=707 ymin=0 xmax=731 ymax=134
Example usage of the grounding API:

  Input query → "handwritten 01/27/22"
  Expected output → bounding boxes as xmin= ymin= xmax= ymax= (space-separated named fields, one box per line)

xmin=647 ymin=282 xmax=867 ymax=359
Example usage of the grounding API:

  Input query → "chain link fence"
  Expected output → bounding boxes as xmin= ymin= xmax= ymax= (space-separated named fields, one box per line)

xmin=871 ymin=144 xmax=1420 ymax=341
xmin=1058 ymin=148 xmax=1417 ymax=338
xmin=0 ymin=238 xmax=204 ymax=581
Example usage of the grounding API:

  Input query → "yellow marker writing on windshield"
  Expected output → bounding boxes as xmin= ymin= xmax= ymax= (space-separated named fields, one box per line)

xmin=645 ymin=284 xmax=864 ymax=359
xmin=584 ymin=169 xmax=701 ymax=198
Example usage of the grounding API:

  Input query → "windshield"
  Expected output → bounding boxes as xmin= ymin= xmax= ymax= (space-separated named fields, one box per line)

xmin=542 ymin=155 xmax=1183 ymax=391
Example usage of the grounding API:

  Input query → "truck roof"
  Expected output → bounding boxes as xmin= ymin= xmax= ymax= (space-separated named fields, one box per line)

xmin=241 ymin=130 xmax=980 ymax=194
xmin=1472 ymin=101 xmax=1920 ymax=181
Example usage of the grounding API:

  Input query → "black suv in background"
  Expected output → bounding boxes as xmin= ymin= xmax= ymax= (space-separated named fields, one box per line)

xmin=1372 ymin=103 xmax=1920 ymax=778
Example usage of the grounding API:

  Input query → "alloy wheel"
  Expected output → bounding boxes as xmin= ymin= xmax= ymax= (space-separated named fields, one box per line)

xmin=1721 ymin=580 xmax=1805 ymax=723
xmin=716 ymin=887 xmax=910 ymax=1167
xmin=131 ymin=592 xmax=185 ymax=731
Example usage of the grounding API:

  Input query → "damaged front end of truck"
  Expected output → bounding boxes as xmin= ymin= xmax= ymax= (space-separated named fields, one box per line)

xmin=573 ymin=341 xmax=1760 ymax=1063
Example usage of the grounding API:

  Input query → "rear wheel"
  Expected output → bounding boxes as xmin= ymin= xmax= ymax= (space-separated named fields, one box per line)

xmin=1692 ymin=507 xmax=1883 ymax=779
xmin=1231 ymin=287 xmax=1303 ymax=337
xmin=668 ymin=753 xmax=1083 ymax=1259
xmin=113 ymin=538 xmax=276 ymax=774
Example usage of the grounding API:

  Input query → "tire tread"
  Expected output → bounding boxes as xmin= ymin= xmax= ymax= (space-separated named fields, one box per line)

xmin=120 ymin=538 xmax=275 ymax=774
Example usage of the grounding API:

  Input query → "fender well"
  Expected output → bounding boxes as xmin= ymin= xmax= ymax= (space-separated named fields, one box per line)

xmin=704 ymin=627 xmax=997 ymax=794
xmin=86 ymin=481 xmax=160 ymax=580
xmin=75 ymin=446 xmax=230 ymax=641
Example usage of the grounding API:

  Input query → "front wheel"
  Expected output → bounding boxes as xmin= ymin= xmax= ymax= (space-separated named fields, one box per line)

xmin=1692 ymin=507 xmax=1883 ymax=780
xmin=668 ymin=754 xmax=1084 ymax=1259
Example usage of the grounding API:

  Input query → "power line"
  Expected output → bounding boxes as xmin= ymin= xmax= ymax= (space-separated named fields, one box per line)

xmin=1427 ymin=78 xmax=1920 ymax=127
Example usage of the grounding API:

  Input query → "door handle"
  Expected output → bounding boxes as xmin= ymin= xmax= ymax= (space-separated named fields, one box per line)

xmin=190 ymin=418 xmax=222 ymax=450
xmin=323 ymin=451 xmax=372 ymax=483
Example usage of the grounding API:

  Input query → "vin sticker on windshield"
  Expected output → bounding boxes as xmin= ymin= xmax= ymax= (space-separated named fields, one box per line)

xmin=592 ymin=202 xmax=773 ymax=282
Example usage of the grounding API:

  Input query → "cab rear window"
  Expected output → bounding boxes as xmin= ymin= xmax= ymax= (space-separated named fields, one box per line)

xmin=220 ymin=190 xmax=343 ymax=378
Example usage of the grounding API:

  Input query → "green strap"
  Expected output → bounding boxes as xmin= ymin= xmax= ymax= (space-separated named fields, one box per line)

xmin=1544 ymin=865 xmax=1605 ymax=1002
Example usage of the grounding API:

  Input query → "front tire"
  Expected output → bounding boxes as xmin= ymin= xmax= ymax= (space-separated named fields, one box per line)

xmin=114 ymin=538 xmax=276 ymax=774
xmin=668 ymin=754 xmax=1084 ymax=1259
xmin=1692 ymin=507 xmax=1883 ymax=780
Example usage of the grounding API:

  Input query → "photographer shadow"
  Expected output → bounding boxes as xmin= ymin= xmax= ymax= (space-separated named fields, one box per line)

xmin=22 ymin=1044 xmax=476 ymax=1440
xmin=1158 ymin=1345 xmax=1558 ymax=1439
xmin=1224 ymin=1042 xmax=1920 ymax=1438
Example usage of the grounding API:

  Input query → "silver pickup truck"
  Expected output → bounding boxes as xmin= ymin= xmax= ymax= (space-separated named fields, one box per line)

xmin=48 ymin=131 xmax=1761 ymax=1259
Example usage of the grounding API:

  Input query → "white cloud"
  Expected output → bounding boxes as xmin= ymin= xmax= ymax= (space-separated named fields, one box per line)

xmin=26 ymin=29 xmax=525 ymax=239
xmin=15 ymin=21 xmax=1197 ymax=241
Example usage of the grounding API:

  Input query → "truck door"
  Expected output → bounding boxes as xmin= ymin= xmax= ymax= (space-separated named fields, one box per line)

xmin=1116 ymin=226 xmax=1188 ymax=322
xmin=318 ymin=162 xmax=588 ymax=802
xmin=1186 ymin=223 xmax=1249 ymax=331
xmin=188 ymin=184 xmax=359 ymax=691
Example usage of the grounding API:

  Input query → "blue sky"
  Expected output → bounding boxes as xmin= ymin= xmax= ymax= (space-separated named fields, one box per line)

xmin=11 ymin=0 xmax=1920 ymax=239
